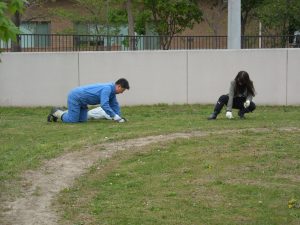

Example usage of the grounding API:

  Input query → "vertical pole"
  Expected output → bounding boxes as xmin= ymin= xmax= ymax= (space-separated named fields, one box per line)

xmin=227 ymin=0 xmax=241 ymax=49
xmin=259 ymin=21 xmax=262 ymax=48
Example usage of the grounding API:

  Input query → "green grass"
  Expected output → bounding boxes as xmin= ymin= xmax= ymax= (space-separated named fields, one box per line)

xmin=1 ymin=105 xmax=300 ymax=224
xmin=56 ymin=131 xmax=300 ymax=225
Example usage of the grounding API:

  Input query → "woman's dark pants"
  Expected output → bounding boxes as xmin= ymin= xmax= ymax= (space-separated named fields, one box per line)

xmin=213 ymin=95 xmax=256 ymax=116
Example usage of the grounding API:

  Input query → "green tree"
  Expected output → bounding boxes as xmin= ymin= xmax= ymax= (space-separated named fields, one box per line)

xmin=51 ymin=0 xmax=140 ymax=50
xmin=136 ymin=0 xmax=203 ymax=49
xmin=241 ymin=0 xmax=264 ymax=35
xmin=257 ymin=0 xmax=300 ymax=36
xmin=0 ymin=0 xmax=24 ymax=45
xmin=51 ymin=0 xmax=128 ymax=35
xmin=109 ymin=0 xmax=143 ymax=50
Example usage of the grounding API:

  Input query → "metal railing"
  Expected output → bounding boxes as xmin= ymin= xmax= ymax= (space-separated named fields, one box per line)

xmin=1 ymin=34 xmax=299 ymax=52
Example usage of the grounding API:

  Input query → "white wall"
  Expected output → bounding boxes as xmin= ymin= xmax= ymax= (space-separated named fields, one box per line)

xmin=0 ymin=49 xmax=299 ymax=107
xmin=188 ymin=49 xmax=288 ymax=105
xmin=287 ymin=49 xmax=300 ymax=105
xmin=78 ymin=51 xmax=188 ymax=105
xmin=0 ymin=52 xmax=79 ymax=106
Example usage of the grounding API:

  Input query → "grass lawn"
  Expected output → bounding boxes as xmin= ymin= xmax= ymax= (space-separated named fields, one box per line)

xmin=0 ymin=105 xmax=300 ymax=224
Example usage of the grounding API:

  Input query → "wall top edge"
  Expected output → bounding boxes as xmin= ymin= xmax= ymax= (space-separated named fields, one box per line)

xmin=1 ymin=48 xmax=298 ymax=56
xmin=1 ymin=52 xmax=79 ymax=55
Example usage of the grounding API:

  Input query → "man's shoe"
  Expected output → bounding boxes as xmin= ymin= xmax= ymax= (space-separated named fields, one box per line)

xmin=47 ymin=114 xmax=58 ymax=122
xmin=207 ymin=112 xmax=217 ymax=120
xmin=47 ymin=107 xmax=60 ymax=122
xmin=47 ymin=114 xmax=54 ymax=122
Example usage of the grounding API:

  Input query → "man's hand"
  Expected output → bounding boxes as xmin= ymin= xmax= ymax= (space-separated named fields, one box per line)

xmin=226 ymin=111 xmax=233 ymax=119
xmin=113 ymin=115 xmax=127 ymax=123
xmin=244 ymin=100 xmax=250 ymax=108
xmin=118 ymin=118 xmax=126 ymax=123
xmin=113 ymin=114 xmax=122 ymax=121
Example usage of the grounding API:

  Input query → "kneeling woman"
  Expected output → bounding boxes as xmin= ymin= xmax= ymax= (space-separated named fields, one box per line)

xmin=208 ymin=71 xmax=256 ymax=120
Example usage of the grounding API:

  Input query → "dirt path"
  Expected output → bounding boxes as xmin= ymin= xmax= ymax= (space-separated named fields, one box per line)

xmin=1 ymin=127 xmax=298 ymax=225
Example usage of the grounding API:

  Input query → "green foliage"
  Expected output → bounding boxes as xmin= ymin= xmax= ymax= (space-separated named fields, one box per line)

xmin=50 ymin=8 xmax=87 ymax=24
xmin=108 ymin=8 xmax=127 ymax=27
xmin=50 ymin=0 xmax=104 ymax=34
xmin=140 ymin=0 xmax=203 ymax=35
xmin=135 ymin=0 xmax=203 ymax=49
xmin=242 ymin=0 xmax=264 ymax=12
xmin=51 ymin=6 xmax=125 ymax=35
xmin=7 ymin=0 xmax=24 ymax=14
xmin=135 ymin=10 xmax=152 ymax=35
xmin=51 ymin=0 xmax=128 ymax=35
xmin=51 ymin=0 xmax=202 ymax=39
xmin=0 ymin=0 xmax=24 ymax=42
xmin=257 ymin=0 xmax=300 ymax=35
xmin=241 ymin=0 xmax=264 ymax=35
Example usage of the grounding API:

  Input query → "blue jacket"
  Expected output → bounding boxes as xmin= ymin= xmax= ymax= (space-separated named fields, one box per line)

xmin=68 ymin=82 xmax=120 ymax=117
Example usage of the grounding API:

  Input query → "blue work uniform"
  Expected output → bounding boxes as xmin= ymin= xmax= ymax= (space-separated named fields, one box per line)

xmin=62 ymin=83 xmax=120 ymax=123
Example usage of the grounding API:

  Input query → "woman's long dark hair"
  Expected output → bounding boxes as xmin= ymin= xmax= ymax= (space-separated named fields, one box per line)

xmin=234 ymin=71 xmax=255 ymax=96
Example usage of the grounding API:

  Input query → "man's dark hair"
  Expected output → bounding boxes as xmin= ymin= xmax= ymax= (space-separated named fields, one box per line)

xmin=116 ymin=78 xmax=130 ymax=90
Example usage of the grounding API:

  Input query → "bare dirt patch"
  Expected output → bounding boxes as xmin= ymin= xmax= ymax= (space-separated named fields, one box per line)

xmin=0 ymin=127 xmax=298 ymax=225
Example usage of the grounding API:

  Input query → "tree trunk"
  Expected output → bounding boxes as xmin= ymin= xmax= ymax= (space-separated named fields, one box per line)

xmin=126 ymin=0 xmax=135 ymax=50
xmin=11 ymin=11 xmax=22 ymax=52
xmin=241 ymin=11 xmax=248 ymax=37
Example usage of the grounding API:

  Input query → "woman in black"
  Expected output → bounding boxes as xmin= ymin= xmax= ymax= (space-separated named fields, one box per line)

xmin=208 ymin=71 xmax=256 ymax=120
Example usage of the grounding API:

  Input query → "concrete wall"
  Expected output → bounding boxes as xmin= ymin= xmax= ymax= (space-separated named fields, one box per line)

xmin=0 ymin=49 xmax=299 ymax=107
